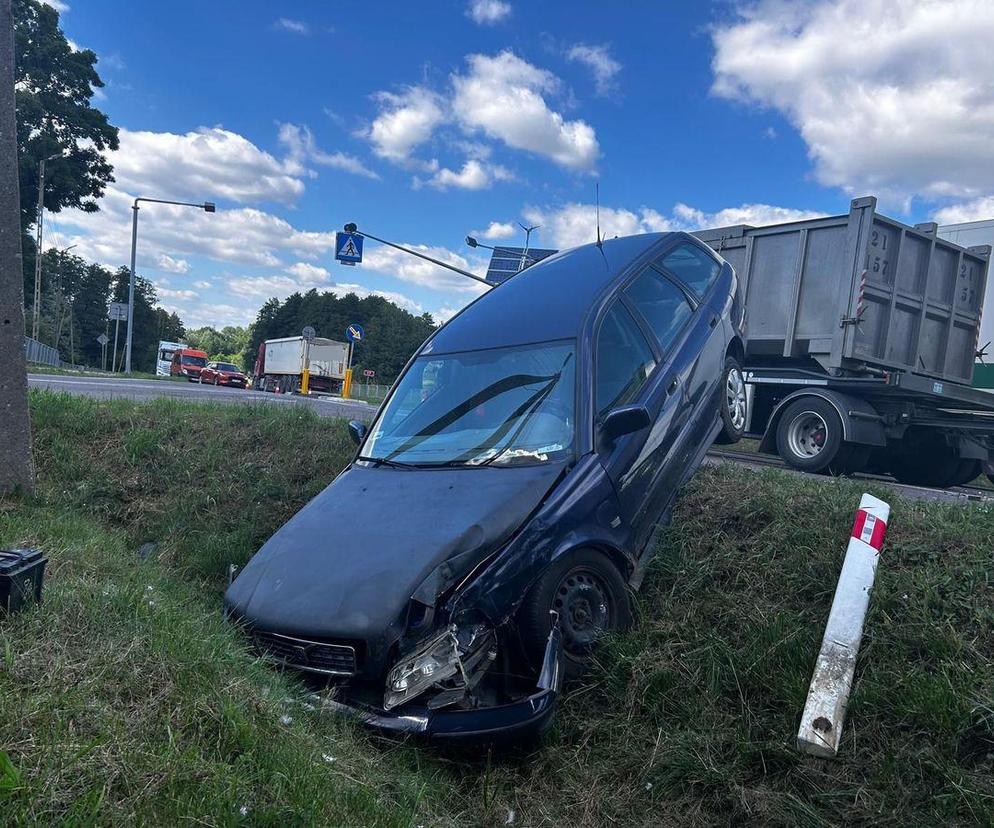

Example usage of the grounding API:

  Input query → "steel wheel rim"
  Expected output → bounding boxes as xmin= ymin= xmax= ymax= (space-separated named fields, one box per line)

xmin=726 ymin=368 xmax=747 ymax=431
xmin=787 ymin=411 xmax=828 ymax=459
xmin=553 ymin=567 xmax=611 ymax=656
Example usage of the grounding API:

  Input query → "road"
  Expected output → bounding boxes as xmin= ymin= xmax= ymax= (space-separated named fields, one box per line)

xmin=28 ymin=373 xmax=378 ymax=421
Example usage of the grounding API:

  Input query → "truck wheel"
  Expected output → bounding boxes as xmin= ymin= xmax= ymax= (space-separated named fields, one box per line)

xmin=775 ymin=397 xmax=852 ymax=474
xmin=714 ymin=356 xmax=747 ymax=445
xmin=889 ymin=430 xmax=969 ymax=488
xmin=517 ymin=549 xmax=632 ymax=680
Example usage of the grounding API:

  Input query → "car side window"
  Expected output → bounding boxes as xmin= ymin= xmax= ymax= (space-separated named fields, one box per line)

xmin=596 ymin=302 xmax=657 ymax=416
xmin=624 ymin=269 xmax=693 ymax=355
xmin=658 ymin=242 xmax=720 ymax=297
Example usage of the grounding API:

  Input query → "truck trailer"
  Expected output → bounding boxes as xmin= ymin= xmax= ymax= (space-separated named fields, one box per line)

xmin=253 ymin=336 xmax=349 ymax=394
xmin=696 ymin=195 xmax=994 ymax=488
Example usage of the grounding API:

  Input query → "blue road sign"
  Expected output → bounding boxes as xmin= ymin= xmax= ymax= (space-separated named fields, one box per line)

xmin=346 ymin=322 xmax=364 ymax=343
xmin=335 ymin=232 xmax=363 ymax=264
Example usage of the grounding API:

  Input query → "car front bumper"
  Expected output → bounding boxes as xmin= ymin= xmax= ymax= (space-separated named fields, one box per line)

xmin=321 ymin=623 xmax=562 ymax=743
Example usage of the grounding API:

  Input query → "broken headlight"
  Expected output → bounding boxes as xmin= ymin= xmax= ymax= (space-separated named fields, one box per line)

xmin=383 ymin=623 xmax=496 ymax=711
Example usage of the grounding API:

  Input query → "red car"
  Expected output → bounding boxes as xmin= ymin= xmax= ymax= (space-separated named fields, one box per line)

xmin=198 ymin=361 xmax=248 ymax=388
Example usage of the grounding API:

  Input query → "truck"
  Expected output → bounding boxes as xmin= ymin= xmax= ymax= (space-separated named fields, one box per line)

xmin=156 ymin=340 xmax=186 ymax=377
xmin=252 ymin=336 xmax=349 ymax=394
xmin=695 ymin=195 xmax=994 ymax=488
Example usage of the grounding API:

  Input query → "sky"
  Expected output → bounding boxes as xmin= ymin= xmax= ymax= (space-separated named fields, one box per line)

xmin=42 ymin=0 xmax=994 ymax=332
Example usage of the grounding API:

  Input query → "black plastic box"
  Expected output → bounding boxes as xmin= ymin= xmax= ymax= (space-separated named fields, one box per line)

xmin=0 ymin=548 xmax=47 ymax=616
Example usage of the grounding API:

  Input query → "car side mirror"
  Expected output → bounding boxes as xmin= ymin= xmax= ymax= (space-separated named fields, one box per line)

xmin=348 ymin=420 xmax=367 ymax=446
xmin=600 ymin=404 xmax=651 ymax=445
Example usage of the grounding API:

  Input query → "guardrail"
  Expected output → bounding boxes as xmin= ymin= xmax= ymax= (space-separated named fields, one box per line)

xmin=24 ymin=336 xmax=61 ymax=367
xmin=23 ymin=336 xmax=88 ymax=372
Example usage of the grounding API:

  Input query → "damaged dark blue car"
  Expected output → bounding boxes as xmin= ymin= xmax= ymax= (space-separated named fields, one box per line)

xmin=224 ymin=231 xmax=745 ymax=741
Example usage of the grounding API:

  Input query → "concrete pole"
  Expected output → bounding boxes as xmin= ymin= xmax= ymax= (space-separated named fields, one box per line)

xmin=0 ymin=0 xmax=36 ymax=493
xmin=124 ymin=201 xmax=139 ymax=374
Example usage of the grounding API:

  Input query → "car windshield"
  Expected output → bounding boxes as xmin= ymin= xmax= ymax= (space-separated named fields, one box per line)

xmin=217 ymin=363 xmax=239 ymax=372
xmin=363 ymin=341 xmax=576 ymax=467
xmin=182 ymin=355 xmax=207 ymax=367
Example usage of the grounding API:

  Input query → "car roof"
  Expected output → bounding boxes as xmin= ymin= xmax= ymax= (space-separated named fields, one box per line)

xmin=426 ymin=232 xmax=676 ymax=354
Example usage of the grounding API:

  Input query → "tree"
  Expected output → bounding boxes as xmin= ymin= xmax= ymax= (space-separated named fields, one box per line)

xmin=72 ymin=262 xmax=112 ymax=366
xmin=0 ymin=0 xmax=34 ymax=493
xmin=243 ymin=290 xmax=437 ymax=383
xmin=186 ymin=325 xmax=250 ymax=366
xmin=110 ymin=267 xmax=164 ymax=373
xmin=13 ymin=0 xmax=118 ymax=232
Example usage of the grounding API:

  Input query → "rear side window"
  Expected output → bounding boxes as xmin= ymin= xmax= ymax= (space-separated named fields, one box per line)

xmin=596 ymin=303 xmax=657 ymax=416
xmin=658 ymin=243 xmax=720 ymax=297
xmin=624 ymin=269 xmax=693 ymax=355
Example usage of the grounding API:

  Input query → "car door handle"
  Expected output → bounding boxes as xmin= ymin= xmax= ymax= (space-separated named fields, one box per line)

xmin=667 ymin=376 xmax=679 ymax=396
xmin=709 ymin=314 xmax=719 ymax=329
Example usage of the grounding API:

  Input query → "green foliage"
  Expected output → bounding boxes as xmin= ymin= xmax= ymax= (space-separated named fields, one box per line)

xmin=186 ymin=326 xmax=250 ymax=368
xmin=13 ymin=0 xmax=118 ymax=231
xmin=106 ymin=268 xmax=184 ymax=373
xmin=244 ymin=290 xmax=436 ymax=382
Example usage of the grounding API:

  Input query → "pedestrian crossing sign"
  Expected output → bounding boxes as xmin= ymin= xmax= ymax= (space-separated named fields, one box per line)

xmin=335 ymin=231 xmax=363 ymax=264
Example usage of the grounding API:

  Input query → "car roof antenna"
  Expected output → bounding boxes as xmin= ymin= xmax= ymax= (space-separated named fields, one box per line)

xmin=595 ymin=181 xmax=602 ymax=248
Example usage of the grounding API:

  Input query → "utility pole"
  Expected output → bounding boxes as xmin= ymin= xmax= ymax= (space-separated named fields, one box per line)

xmin=0 ymin=0 xmax=36 ymax=493
xmin=30 ymin=151 xmax=59 ymax=341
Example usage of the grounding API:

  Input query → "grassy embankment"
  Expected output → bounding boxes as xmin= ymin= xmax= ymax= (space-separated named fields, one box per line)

xmin=0 ymin=391 xmax=992 ymax=825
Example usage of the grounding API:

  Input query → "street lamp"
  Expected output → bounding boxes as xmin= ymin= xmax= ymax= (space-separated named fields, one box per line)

xmin=125 ymin=197 xmax=215 ymax=374
xmin=465 ymin=235 xmax=539 ymax=264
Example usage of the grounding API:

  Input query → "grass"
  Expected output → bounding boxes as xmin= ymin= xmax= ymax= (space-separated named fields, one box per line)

xmin=1 ymin=391 xmax=992 ymax=825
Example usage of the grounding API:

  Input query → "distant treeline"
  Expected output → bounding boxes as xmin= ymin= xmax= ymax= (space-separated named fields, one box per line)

xmin=243 ymin=290 xmax=438 ymax=382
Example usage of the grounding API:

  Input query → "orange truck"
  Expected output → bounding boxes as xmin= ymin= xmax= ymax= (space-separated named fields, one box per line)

xmin=169 ymin=347 xmax=209 ymax=381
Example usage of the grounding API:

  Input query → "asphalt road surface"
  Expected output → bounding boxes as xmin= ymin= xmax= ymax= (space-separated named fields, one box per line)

xmin=28 ymin=373 xmax=377 ymax=421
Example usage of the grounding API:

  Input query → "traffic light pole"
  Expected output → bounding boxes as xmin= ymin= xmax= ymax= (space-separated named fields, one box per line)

xmin=344 ymin=224 xmax=492 ymax=288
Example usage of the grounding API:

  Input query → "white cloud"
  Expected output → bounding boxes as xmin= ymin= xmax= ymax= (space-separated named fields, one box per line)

xmin=278 ymin=123 xmax=379 ymax=180
xmin=156 ymin=286 xmax=199 ymax=301
xmin=193 ymin=280 xmax=212 ymax=289
xmin=332 ymin=283 xmax=425 ymax=315
xmin=421 ymin=158 xmax=513 ymax=190
xmin=567 ymin=44 xmax=621 ymax=96
xmin=466 ymin=0 xmax=511 ymax=25
xmin=286 ymin=262 xmax=331 ymax=284
xmin=362 ymin=243 xmax=489 ymax=293
xmin=50 ymin=184 xmax=337 ymax=271
xmin=432 ymin=305 xmax=465 ymax=324
xmin=179 ymin=303 xmax=254 ymax=329
xmin=933 ymin=197 xmax=994 ymax=226
xmin=711 ymin=0 xmax=994 ymax=204
xmin=366 ymin=87 xmax=446 ymax=163
xmin=452 ymin=51 xmax=599 ymax=171
xmin=477 ymin=221 xmax=517 ymax=240
xmin=273 ymin=18 xmax=309 ymax=35
xmin=114 ymin=127 xmax=305 ymax=205
xmin=40 ymin=0 xmax=69 ymax=12
xmin=155 ymin=254 xmax=190 ymax=274
xmin=523 ymin=201 xmax=823 ymax=249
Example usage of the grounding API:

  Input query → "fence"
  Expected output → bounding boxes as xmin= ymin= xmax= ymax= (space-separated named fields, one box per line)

xmin=23 ymin=336 xmax=88 ymax=371
xmin=24 ymin=336 xmax=61 ymax=368
xmin=350 ymin=382 xmax=388 ymax=404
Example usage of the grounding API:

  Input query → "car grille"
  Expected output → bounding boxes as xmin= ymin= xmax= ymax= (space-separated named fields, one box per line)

xmin=253 ymin=630 xmax=357 ymax=675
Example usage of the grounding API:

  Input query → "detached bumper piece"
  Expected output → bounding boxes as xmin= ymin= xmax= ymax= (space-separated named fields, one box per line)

xmin=0 ymin=548 xmax=47 ymax=617
xmin=329 ymin=622 xmax=563 ymax=743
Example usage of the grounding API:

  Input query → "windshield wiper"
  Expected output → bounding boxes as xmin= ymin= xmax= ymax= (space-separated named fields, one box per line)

xmin=356 ymin=455 xmax=420 ymax=469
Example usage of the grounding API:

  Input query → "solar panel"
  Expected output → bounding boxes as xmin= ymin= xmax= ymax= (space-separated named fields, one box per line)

xmin=484 ymin=246 xmax=558 ymax=285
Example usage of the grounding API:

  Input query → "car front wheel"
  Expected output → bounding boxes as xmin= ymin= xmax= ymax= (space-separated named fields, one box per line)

xmin=714 ymin=356 xmax=747 ymax=444
xmin=517 ymin=549 xmax=631 ymax=679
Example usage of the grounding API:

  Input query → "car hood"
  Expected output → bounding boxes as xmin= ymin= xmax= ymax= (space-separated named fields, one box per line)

xmin=224 ymin=462 xmax=564 ymax=644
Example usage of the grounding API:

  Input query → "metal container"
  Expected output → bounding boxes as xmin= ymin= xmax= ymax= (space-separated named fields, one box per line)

xmin=263 ymin=336 xmax=348 ymax=380
xmin=695 ymin=197 xmax=992 ymax=384
xmin=938 ymin=218 xmax=994 ymax=360
xmin=0 ymin=548 xmax=46 ymax=616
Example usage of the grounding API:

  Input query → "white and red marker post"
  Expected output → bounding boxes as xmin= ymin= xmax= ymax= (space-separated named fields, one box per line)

xmin=797 ymin=492 xmax=891 ymax=758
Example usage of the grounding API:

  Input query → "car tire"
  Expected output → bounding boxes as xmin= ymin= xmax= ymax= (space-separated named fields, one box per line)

xmin=775 ymin=397 xmax=852 ymax=474
xmin=714 ymin=356 xmax=747 ymax=445
xmin=517 ymin=548 xmax=632 ymax=680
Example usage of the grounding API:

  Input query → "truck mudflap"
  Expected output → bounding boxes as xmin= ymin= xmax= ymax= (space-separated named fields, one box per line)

xmin=322 ymin=622 xmax=563 ymax=743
